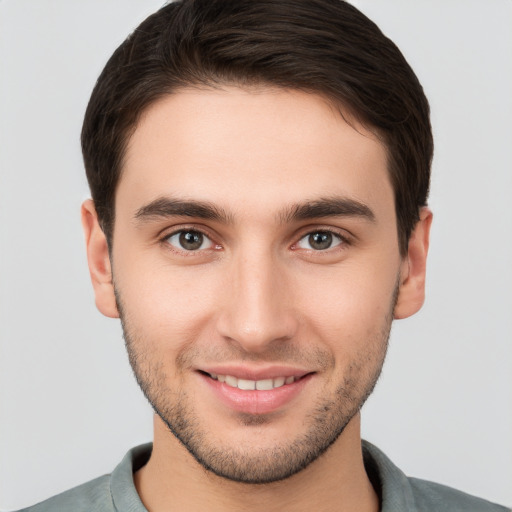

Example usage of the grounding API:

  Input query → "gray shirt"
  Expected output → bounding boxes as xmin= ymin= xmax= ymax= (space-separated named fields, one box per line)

xmin=16 ymin=441 xmax=510 ymax=511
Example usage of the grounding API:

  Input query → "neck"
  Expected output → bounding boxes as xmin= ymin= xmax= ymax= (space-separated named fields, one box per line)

xmin=134 ymin=414 xmax=379 ymax=512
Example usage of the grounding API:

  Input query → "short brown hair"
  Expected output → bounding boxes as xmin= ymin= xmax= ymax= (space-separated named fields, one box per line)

xmin=81 ymin=0 xmax=433 ymax=255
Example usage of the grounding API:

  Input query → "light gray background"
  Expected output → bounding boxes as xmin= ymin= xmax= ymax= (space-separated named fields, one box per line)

xmin=1 ymin=1 xmax=511 ymax=510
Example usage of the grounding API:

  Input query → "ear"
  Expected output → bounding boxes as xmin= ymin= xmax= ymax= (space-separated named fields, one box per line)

xmin=394 ymin=208 xmax=433 ymax=319
xmin=81 ymin=199 xmax=119 ymax=318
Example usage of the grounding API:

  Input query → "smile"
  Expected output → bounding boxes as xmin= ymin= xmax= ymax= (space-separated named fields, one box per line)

xmin=199 ymin=369 xmax=313 ymax=414
xmin=208 ymin=373 xmax=296 ymax=390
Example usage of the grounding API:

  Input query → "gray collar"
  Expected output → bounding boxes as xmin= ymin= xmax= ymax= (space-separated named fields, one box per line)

xmin=109 ymin=441 xmax=414 ymax=512
xmin=109 ymin=440 xmax=507 ymax=512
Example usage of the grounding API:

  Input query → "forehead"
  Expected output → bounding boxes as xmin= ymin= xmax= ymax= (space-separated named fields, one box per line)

xmin=119 ymin=86 xmax=392 ymax=221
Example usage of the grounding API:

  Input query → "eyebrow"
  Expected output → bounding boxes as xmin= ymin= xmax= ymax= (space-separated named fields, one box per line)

xmin=133 ymin=195 xmax=375 ymax=225
xmin=279 ymin=197 xmax=376 ymax=224
xmin=134 ymin=197 xmax=233 ymax=224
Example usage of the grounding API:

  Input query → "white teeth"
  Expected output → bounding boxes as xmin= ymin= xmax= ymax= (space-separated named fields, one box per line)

xmin=237 ymin=378 xmax=256 ymax=390
xmin=225 ymin=375 xmax=238 ymax=387
xmin=209 ymin=373 xmax=296 ymax=390
xmin=273 ymin=377 xmax=285 ymax=388
xmin=256 ymin=379 xmax=274 ymax=391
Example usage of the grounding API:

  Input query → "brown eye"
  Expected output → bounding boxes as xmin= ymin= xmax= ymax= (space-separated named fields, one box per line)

xmin=297 ymin=231 xmax=343 ymax=251
xmin=166 ymin=230 xmax=213 ymax=251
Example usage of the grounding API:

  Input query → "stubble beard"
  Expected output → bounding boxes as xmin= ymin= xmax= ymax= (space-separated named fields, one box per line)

xmin=116 ymin=286 xmax=396 ymax=484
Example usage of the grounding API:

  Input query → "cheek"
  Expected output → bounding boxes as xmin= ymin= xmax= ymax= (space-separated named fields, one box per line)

xmin=293 ymin=259 xmax=398 ymax=345
xmin=114 ymin=256 xmax=224 ymax=353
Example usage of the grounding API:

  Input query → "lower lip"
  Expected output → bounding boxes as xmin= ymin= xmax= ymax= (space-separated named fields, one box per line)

xmin=199 ymin=373 xmax=313 ymax=415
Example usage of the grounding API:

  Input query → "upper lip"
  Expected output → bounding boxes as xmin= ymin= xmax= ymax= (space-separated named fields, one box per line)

xmin=198 ymin=365 xmax=312 ymax=381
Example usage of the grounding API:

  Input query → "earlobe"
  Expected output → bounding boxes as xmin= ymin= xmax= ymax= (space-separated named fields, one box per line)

xmin=394 ymin=208 xmax=433 ymax=320
xmin=81 ymin=199 xmax=119 ymax=318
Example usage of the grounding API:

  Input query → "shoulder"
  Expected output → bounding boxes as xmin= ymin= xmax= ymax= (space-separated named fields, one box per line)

xmin=14 ymin=474 xmax=113 ymax=512
xmin=408 ymin=477 xmax=511 ymax=512
xmin=12 ymin=443 xmax=152 ymax=512
xmin=362 ymin=440 xmax=510 ymax=512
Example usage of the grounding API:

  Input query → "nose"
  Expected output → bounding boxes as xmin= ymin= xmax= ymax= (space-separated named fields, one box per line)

xmin=216 ymin=250 xmax=299 ymax=353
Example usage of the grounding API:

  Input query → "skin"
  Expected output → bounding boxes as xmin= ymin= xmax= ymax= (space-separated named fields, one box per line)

xmin=82 ymin=86 xmax=431 ymax=512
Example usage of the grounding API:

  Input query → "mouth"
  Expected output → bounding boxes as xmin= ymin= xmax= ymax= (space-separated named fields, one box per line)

xmin=202 ymin=371 xmax=305 ymax=390
xmin=197 ymin=368 xmax=314 ymax=414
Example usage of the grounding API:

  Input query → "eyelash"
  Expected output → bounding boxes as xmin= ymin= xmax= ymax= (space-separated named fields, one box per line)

xmin=293 ymin=229 xmax=350 ymax=252
xmin=160 ymin=226 xmax=220 ymax=255
xmin=159 ymin=226 xmax=351 ymax=255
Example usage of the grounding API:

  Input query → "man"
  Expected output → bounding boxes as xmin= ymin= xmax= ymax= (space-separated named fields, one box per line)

xmin=15 ymin=0 xmax=510 ymax=511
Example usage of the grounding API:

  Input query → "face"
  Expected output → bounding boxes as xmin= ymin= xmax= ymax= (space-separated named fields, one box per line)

xmin=85 ymin=86 xmax=427 ymax=483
